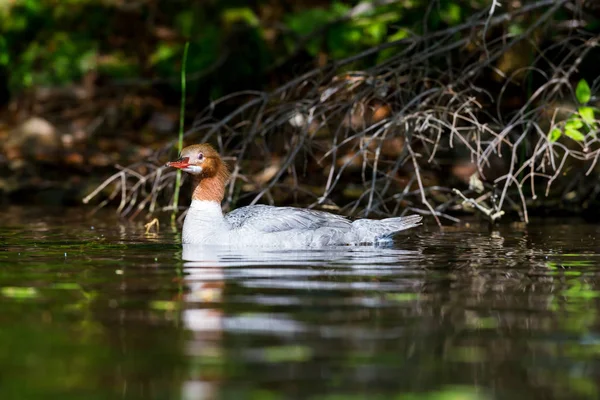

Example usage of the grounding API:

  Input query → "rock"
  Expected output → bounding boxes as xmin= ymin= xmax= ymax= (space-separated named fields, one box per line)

xmin=3 ymin=117 xmax=62 ymax=165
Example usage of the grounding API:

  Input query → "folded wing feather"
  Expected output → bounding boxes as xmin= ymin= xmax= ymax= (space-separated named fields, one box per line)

xmin=225 ymin=205 xmax=352 ymax=233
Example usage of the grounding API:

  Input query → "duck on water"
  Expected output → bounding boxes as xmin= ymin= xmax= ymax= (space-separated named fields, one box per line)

xmin=167 ymin=144 xmax=422 ymax=247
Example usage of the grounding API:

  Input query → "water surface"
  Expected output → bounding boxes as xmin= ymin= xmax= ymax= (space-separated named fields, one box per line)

xmin=1 ymin=207 xmax=599 ymax=399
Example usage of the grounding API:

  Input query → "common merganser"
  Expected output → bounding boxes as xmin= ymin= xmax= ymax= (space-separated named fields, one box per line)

xmin=167 ymin=144 xmax=422 ymax=247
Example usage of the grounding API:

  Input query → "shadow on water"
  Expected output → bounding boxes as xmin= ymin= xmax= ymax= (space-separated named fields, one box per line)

xmin=1 ymin=207 xmax=600 ymax=399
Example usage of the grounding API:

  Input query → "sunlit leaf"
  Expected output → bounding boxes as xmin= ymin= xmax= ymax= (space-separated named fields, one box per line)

xmin=579 ymin=106 xmax=596 ymax=125
xmin=150 ymin=42 xmax=178 ymax=65
xmin=364 ymin=22 xmax=386 ymax=44
xmin=442 ymin=3 xmax=462 ymax=24
xmin=565 ymin=127 xmax=586 ymax=142
xmin=548 ymin=128 xmax=562 ymax=142
xmin=388 ymin=28 xmax=410 ymax=42
xmin=576 ymin=79 xmax=591 ymax=104
xmin=565 ymin=117 xmax=583 ymax=130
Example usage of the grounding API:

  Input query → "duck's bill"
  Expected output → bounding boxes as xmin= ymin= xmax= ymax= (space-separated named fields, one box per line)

xmin=166 ymin=157 xmax=190 ymax=169
xmin=166 ymin=158 xmax=203 ymax=174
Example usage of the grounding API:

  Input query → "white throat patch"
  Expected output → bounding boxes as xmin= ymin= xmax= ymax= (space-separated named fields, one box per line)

xmin=182 ymin=165 xmax=203 ymax=174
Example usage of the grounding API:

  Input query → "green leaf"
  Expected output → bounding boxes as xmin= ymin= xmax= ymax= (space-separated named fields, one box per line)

xmin=150 ymin=42 xmax=178 ymax=65
xmin=576 ymin=79 xmax=591 ymax=104
xmin=388 ymin=28 xmax=410 ymax=42
xmin=579 ymin=106 xmax=596 ymax=125
xmin=548 ymin=128 xmax=562 ymax=142
xmin=441 ymin=3 xmax=462 ymax=24
xmin=364 ymin=22 xmax=386 ymax=44
xmin=565 ymin=127 xmax=586 ymax=142
xmin=565 ymin=117 xmax=583 ymax=130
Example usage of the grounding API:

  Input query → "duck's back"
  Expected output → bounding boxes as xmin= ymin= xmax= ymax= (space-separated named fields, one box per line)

xmin=225 ymin=205 xmax=349 ymax=232
xmin=223 ymin=205 xmax=354 ymax=247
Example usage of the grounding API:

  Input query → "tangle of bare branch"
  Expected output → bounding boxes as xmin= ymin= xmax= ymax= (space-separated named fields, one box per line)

xmin=85 ymin=1 xmax=600 ymax=225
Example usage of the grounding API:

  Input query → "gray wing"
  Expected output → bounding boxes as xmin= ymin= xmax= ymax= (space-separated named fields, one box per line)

xmin=225 ymin=205 xmax=351 ymax=233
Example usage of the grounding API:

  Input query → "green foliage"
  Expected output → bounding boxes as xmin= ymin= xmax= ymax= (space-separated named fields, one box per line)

xmin=285 ymin=5 xmax=347 ymax=57
xmin=579 ymin=106 xmax=595 ymax=125
xmin=2 ymin=1 xmax=103 ymax=90
xmin=576 ymin=79 xmax=591 ymax=104
xmin=549 ymin=128 xmax=562 ymax=143
xmin=564 ymin=117 xmax=586 ymax=142
xmin=0 ymin=0 xmax=510 ymax=98
xmin=440 ymin=2 xmax=462 ymax=25
xmin=282 ymin=1 xmax=445 ymax=62
xmin=548 ymin=79 xmax=597 ymax=144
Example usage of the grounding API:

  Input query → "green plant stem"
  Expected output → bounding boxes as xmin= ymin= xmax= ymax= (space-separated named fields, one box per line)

xmin=171 ymin=42 xmax=190 ymax=225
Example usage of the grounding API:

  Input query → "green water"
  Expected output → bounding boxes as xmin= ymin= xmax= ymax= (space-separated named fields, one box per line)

xmin=1 ymin=207 xmax=600 ymax=399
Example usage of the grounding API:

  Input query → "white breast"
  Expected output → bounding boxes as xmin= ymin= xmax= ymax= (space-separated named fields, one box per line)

xmin=182 ymin=200 xmax=229 ymax=244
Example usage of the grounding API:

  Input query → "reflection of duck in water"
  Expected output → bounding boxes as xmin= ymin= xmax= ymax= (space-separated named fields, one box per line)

xmin=181 ymin=244 xmax=422 ymax=329
xmin=167 ymin=144 xmax=422 ymax=247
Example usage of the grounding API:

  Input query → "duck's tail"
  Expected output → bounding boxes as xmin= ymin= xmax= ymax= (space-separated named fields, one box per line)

xmin=351 ymin=214 xmax=423 ymax=244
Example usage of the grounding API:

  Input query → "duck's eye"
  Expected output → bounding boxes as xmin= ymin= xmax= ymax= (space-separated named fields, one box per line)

xmin=198 ymin=152 xmax=204 ymax=162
